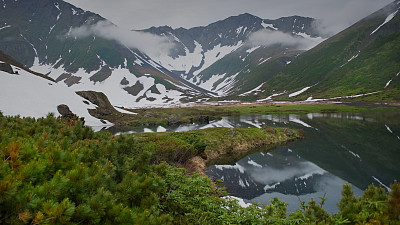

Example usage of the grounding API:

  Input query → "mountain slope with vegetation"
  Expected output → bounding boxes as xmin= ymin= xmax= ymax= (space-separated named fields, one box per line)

xmin=258 ymin=0 xmax=400 ymax=102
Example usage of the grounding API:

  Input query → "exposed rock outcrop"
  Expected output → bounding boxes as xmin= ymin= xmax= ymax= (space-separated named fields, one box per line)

xmin=57 ymin=104 xmax=75 ymax=119
xmin=0 ymin=62 xmax=15 ymax=74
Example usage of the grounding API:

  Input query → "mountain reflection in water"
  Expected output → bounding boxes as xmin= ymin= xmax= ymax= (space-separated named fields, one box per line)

xmin=205 ymin=111 xmax=400 ymax=213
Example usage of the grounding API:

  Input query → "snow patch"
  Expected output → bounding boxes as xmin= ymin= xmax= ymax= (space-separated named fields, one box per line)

xmin=239 ymin=82 xmax=265 ymax=96
xmin=0 ymin=25 xmax=11 ymax=30
xmin=211 ymin=72 xmax=240 ymax=96
xmin=193 ymin=41 xmax=243 ymax=76
xmin=261 ymin=21 xmax=277 ymax=30
xmin=385 ymin=124 xmax=393 ymax=133
xmin=198 ymin=73 xmax=226 ymax=91
xmin=341 ymin=51 xmax=360 ymax=67
xmin=246 ymin=46 xmax=260 ymax=54
xmin=384 ymin=71 xmax=400 ymax=88
xmin=0 ymin=69 xmax=110 ymax=127
xmin=258 ymin=57 xmax=271 ymax=65
xmin=256 ymin=92 xmax=286 ymax=102
xmin=289 ymin=86 xmax=312 ymax=97
xmin=114 ymin=107 xmax=137 ymax=115
xmin=348 ymin=150 xmax=361 ymax=159
xmin=372 ymin=176 xmax=391 ymax=191
xmin=236 ymin=26 xmax=244 ymax=34
xmin=371 ymin=10 xmax=399 ymax=35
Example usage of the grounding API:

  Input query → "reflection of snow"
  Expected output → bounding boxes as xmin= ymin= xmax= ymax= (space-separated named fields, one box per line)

xmin=200 ymin=118 xmax=234 ymax=129
xmin=263 ymin=182 xmax=280 ymax=191
xmin=385 ymin=124 xmax=393 ymax=133
xmin=250 ymin=176 xmax=362 ymax=213
xmin=349 ymin=151 xmax=361 ymax=159
xmin=249 ymin=161 xmax=326 ymax=185
xmin=289 ymin=114 xmax=313 ymax=128
xmin=223 ymin=196 xmax=252 ymax=208
xmin=143 ymin=128 xmax=153 ymax=133
xmin=248 ymin=160 xmax=263 ymax=168
xmin=372 ymin=176 xmax=391 ymax=191
xmin=215 ymin=163 xmax=246 ymax=174
xmin=240 ymin=119 xmax=262 ymax=128
xmin=156 ymin=126 xmax=167 ymax=132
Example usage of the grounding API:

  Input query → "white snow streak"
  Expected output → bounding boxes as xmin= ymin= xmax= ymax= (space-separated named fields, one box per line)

xmin=256 ymin=92 xmax=285 ymax=102
xmin=385 ymin=124 xmax=393 ymax=133
xmin=289 ymin=86 xmax=312 ymax=97
xmin=0 ymin=25 xmax=11 ymax=30
xmin=239 ymin=82 xmax=265 ymax=96
xmin=261 ymin=21 xmax=277 ymax=30
xmin=258 ymin=57 xmax=271 ymax=65
xmin=371 ymin=10 xmax=399 ymax=35
xmin=385 ymin=71 xmax=400 ymax=88
xmin=246 ymin=46 xmax=260 ymax=54
xmin=372 ymin=176 xmax=391 ymax=191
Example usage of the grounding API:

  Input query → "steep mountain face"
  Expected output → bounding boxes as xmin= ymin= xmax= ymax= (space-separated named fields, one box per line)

xmin=0 ymin=0 xmax=202 ymax=108
xmin=142 ymin=14 xmax=324 ymax=96
xmin=258 ymin=0 xmax=400 ymax=102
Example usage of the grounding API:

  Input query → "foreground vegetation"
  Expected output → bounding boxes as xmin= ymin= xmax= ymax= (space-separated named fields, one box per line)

xmin=1 ymin=113 xmax=399 ymax=224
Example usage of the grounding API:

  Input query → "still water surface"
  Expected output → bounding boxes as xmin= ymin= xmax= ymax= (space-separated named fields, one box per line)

xmin=106 ymin=111 xmax=400 ymax=213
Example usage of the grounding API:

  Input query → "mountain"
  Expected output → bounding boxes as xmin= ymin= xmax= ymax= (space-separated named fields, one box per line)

xmin=142 ymin=14 xmax=324 ymax=97
xmin=254 ymin=0 xmax=400 ymax=102
xmin=0 ymin=0 xmax=204 ymax=109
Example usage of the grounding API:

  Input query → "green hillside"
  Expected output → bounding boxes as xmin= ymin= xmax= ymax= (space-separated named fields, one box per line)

xmin=261 ymin=1 xmax=400 ymax=102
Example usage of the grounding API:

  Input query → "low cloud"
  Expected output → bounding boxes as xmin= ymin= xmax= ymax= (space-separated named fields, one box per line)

xmin=246 ymin=30 xmax=323 ymax=50
xmin=66 ymin=20 xmax=175 ymax=57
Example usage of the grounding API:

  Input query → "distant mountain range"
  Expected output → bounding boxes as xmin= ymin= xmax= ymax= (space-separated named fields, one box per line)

xmin=142 ymin=13 xmax=324 ymax=97
xmin=0 ymin=0 xmax=399 ymax=121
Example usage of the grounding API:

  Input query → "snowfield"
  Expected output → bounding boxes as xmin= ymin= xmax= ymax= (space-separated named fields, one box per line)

xmin=30 ymin=59 xmax=186 ymax=108
xmin=0 ymin=68 xmax=111 ymax=127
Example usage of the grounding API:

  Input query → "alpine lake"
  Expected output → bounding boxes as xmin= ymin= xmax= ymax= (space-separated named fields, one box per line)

xmin=103 ymin=109 xmax=400 ymax=213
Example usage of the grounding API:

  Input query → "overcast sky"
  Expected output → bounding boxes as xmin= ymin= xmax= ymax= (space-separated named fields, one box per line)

xmin=65 ymin=0 xmax=393 ymax=34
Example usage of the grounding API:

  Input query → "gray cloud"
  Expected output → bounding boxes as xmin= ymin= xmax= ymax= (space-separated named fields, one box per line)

xmin=67 ymin=21 xmax=175 ymax=56
xmin=246 ymin=30 xmax=323 ymax=50
xmin=65 ymin=0 xmax=393 ymax=35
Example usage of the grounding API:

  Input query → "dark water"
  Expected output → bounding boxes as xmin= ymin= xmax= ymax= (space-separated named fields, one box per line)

xmin=104 ymin=111 xmax=400 ymax=213
xmin=205 ymin=112 xmax=400 ymax=213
